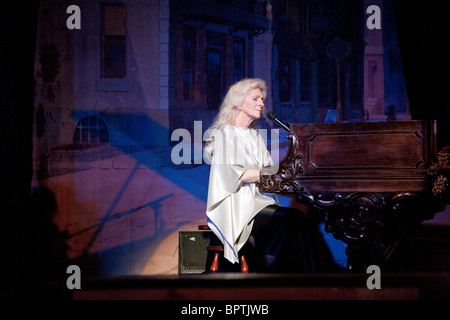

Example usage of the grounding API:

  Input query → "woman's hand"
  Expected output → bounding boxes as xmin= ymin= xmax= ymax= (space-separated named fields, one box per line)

xmin=241 ymin=169 xmax=261 ymax=183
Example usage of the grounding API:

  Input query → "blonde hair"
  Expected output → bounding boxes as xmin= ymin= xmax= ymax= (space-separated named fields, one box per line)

xmin=204 ymin=78 xmax=267 ymax=156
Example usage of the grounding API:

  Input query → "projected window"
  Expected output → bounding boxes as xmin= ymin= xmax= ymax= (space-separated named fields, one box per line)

xmin=279 ymin=58 xmax=291 ymax=102
xmin=300 ymin=59 xmax=311 ymax=102
xmin=183 ymin=26 xmax=196 ymax=100
xmin=73 ymin=116 xmax=110 ymax=144
xmin=233 ymin=37 xmax=246 ymax=82
xmin=206 ymin=32 xmax=224 ymax=109
xmin=102 ymin=4 xmax=127 ymax=78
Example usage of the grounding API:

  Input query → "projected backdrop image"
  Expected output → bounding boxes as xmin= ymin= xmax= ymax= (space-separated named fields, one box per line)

xmin=32 ymin=0 xmax=415 ymax=277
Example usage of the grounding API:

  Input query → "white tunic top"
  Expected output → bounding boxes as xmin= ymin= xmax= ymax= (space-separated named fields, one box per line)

xmin=206 ymin=124 xmax=277 ymax=263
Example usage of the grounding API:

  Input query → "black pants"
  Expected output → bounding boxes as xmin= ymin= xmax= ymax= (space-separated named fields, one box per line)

xmin=241 ymin=205 xmax=317 ymax=273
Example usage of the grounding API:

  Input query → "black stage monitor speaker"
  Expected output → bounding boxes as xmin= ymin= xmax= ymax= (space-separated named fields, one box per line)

xmin=179 ymin=230 xmax=218 ymax=274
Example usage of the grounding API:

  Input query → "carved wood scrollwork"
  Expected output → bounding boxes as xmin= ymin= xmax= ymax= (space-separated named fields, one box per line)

xmin=316 ymin=191 xmax=445 ymax=272
xmin=260 ymin=133 xmax=305 ymax=193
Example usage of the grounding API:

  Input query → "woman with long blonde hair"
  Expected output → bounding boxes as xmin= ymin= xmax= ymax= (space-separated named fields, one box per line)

xmin=205 ymin=78 xmax=314 ymax=272
xmin=204 ymin=78 xmax=267 ymax=157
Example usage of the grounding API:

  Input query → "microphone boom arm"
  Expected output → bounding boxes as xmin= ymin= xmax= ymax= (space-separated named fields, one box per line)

xmin=267 ymin=112 xmax=290 ymax=132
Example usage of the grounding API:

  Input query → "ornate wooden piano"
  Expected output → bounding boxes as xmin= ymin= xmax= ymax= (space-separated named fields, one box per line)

xmin=260 ymin=120 xmax=447 ymax=272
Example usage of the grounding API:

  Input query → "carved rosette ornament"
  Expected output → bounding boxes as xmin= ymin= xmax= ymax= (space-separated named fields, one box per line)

xmin=260 ymin=133 xmax=305 ymax=193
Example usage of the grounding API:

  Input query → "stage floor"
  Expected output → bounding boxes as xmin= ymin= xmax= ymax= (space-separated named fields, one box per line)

xmin=73 ymin=271 xmax=450 ymax=300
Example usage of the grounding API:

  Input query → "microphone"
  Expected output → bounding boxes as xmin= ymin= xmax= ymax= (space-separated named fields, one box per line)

xmin=267 ymin=112 xmax=290 ymax=132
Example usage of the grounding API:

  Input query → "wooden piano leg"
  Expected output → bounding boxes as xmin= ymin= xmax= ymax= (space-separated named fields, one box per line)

xmin=240 ymin=254 xmax=249 ymax=273
xmin=210 ymin=252 xmax=220 ymax=272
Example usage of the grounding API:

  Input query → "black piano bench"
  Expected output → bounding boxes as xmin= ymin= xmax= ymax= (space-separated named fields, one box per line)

xmin=198 ymin=224 xmax=249 ymax=273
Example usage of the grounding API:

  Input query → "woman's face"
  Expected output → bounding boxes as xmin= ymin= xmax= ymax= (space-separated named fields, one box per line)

xmin=239 ymin=88 xmax=265 ymax=121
